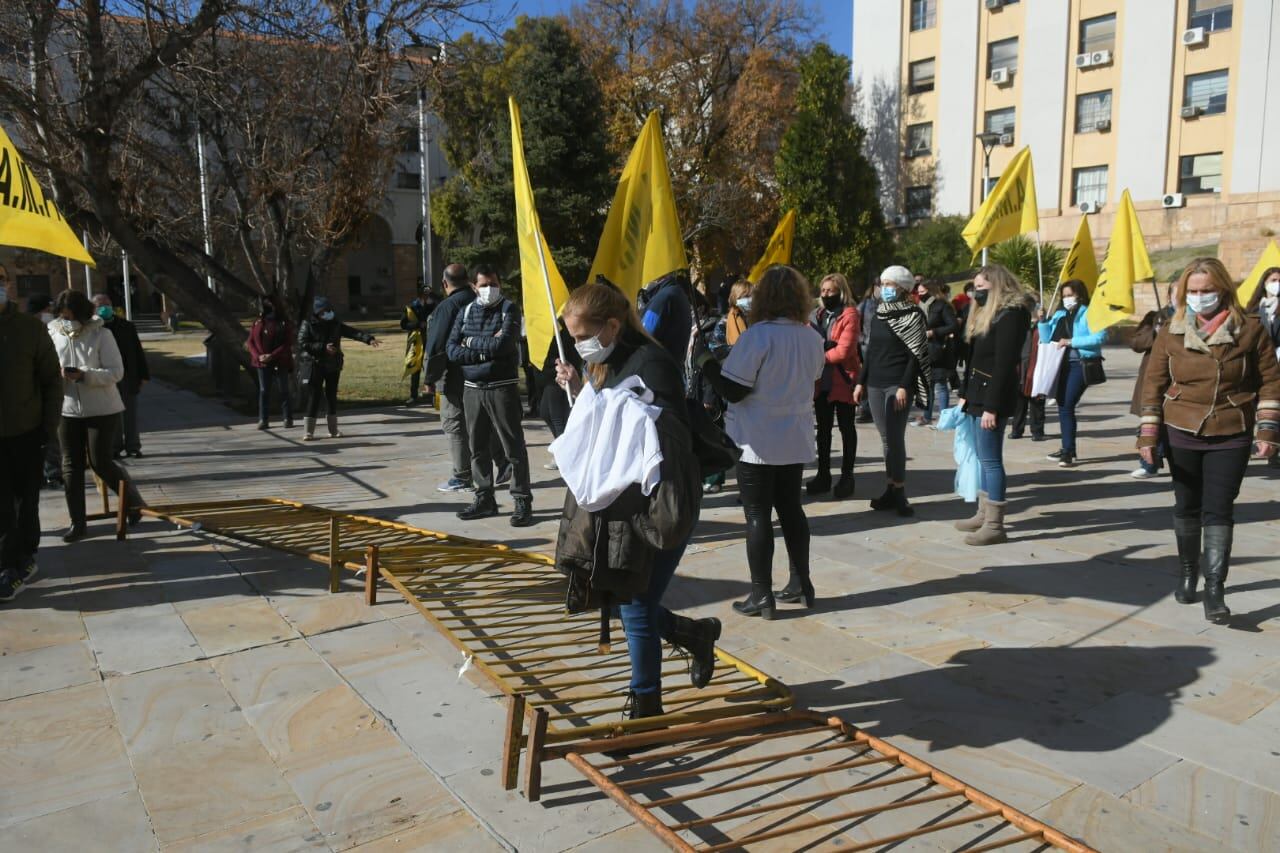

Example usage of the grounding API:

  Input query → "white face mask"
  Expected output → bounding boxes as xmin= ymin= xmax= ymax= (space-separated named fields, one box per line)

xmin=1185 ymin=292 xmax=1220 ymax=315
xmin=39 ymin=312 xmax=54 ymax=324
xmin=1062 ymin=296 xmax=1078 ymax=310
xmin=1266 ymin=280 xmax=1280 ymax=297
xmin=476 ymin=285 xmax=499 ymax=307
xmin=735 ymin=297 xmax=751 ymax=313
xmin=57 ymin=318 xmax=81 ymax=334
xmin=575 ymin=333 xmax=615 ymax=364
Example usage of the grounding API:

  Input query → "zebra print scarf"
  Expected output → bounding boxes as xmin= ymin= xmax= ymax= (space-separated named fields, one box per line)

xmin=876 ymin=300 xmax=932 ymax=406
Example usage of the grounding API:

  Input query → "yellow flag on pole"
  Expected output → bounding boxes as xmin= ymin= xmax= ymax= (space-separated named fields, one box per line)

xmin=961 ymin=146 xmax=1039 ymax=262
xmin=747 ymin=209 xmax=796 ymax=283
xmin=1237 ymin=239 xmax=1280 ymax=307
xmin=509 ymin=98 xmax=569 ymax=370
xmin=587 ymin=111 xmax=688 ymax=301
xmin=1059 ymin=215 xmax=1099 ymax=296
xmin=0 ymin=124 xmax=95 ymax=266
xmin=1086 ymin=189 xmax=1153 ymax=333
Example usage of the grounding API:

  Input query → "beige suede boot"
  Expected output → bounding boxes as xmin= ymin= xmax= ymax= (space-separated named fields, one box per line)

xmin=965 ymin=500 xmax=1008 ymax=546
xmin=954 ymin=493 xmax=988 ymax=532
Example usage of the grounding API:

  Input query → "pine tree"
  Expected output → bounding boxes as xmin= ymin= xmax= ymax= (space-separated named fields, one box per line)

xmin=775 ymin=44 xmax=892 ymax=286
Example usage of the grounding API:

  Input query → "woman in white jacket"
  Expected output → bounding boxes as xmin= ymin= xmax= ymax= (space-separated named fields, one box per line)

xmin=49 ymin=290 xmax=143 ymax=540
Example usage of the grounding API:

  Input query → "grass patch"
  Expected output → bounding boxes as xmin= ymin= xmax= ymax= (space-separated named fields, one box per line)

xmin=1149 ymin=243 xmax=1217 ymax=283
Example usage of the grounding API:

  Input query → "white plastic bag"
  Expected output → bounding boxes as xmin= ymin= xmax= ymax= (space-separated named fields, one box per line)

xmin=1031 ymin=342 xmax=1065 ymax=398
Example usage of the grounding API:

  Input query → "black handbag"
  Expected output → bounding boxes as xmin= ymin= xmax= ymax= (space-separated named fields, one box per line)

xmin=685 ymin=398 xmax=740 ymax=477
xmin=1081 ymin=356 xmax=1107 ymax=386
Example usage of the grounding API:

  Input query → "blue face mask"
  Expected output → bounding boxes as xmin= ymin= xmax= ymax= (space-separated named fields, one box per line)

xmin=320 ymin=310 xmax=335 ymax=321
xmin=96 ymin=305 xmax=114 ymax=321
xmin=880 ymin=286 xmax=899 ymax=303
xmin=735 ymin=297 xmax=751 ymax=313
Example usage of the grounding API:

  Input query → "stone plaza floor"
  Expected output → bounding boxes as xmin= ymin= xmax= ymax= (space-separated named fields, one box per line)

xmin=2 ymin=346 xmax=1279 ymax=851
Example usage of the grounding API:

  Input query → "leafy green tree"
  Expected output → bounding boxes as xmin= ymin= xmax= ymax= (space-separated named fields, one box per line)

xmin=431 ymin=18 xmax=613 ymax=286
xmin=775 ymin=43 xmax=891 ymax=286
xmin=893 ymin=216 xmax=972 ymax=279
xmin=989 ymin=235 xmax=1065 ymax=295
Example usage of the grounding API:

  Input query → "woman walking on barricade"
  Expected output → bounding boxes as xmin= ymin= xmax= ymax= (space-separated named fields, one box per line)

xmin=697 ymin=266 xmax=824 ymax=617
xmin=248 ymin=295 xmax=294 ymax=430
xmin=808 ymin=273 xmax=860 ymax=500
xmin=296 ymin=296 xmax=380 ymax=441
xmin=49 ymin=290 xmax=144 ymax=541
xmin=954 ymin=265 xmax=1030 ymax=546
xmin=554 ymin=283 xmax=719 ymax=720
xmin=1038 ymin=280 xmax=1105 ymax=468
xmin=853 ymin=265 xmax=931 ymax=517
xmin=912 ymin=279 xmax=959 ymax=428
xmin=1139 ymin=258 xmax=1280 ymax=624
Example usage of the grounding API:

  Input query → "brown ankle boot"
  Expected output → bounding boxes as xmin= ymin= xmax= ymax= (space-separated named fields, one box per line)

xmin=955 ymin=493 xmax=988 ymax=532
xmin=965 ymin=500 xmax=1008 ymax=546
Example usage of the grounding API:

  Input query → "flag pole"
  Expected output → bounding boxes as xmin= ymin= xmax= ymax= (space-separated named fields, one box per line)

xmin=532 ymin=225 xmax=573 ymax=404
xmin=1151 ymin=279 xmax=1162 ymax=311
xmin=1034 ymin=230 xmax=1045 ymax=307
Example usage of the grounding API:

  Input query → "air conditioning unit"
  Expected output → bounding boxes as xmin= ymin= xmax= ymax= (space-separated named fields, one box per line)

xmin=1181 ymin=105 xmax=1205 ymax=119
xmin=892 ymin=214 xmax=910 ymax=228
xmin=1075 ymin=53 xmax=1093 ymax=69
xmin=1162 ymin=193 xmax=1186 ymax=208
xmin=1094 ymin=119 xmax=1112 ymax=132
xmin=999 ymin=133 xmax=1014 ymax=146
xmin=985 ymin=0 xmax=1004 ymax=9
xmin=1090 ymin=50 xmax=1112 ymax=66
xmin=991 ymin=67 xmax=1013 ymax=86
xmin=1182 ymin=27 xmax=1207 ymax=46
xmin=1078 ymin=201 xmax=1101 ymax=214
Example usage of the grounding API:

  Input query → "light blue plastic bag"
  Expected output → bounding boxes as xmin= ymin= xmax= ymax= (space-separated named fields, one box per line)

xmin=936 ymin=405 xmax=979 ymax=502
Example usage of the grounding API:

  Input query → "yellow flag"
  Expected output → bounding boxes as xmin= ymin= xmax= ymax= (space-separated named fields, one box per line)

xmin=1087 ymin=189 xmax=1153 ymax=333
xmin=1059 ymin=215 xmax=1099 ymax=296
xmin=0 ymin=124 xmax=94 ymax=266
xmin=510 ymin=98 xmax=569 ymax=369
xmin=587 ymin=111 xmax=688 ymax=301
xmin=961 ymin=146 xmax=1039 ymax=261
xmin=747 ymin=209 xmax=796 ymax=283
xmin=1237 ymin=239 xmax=1280 ymax=307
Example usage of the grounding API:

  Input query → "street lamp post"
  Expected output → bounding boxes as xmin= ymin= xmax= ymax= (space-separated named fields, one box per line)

xmin=417 ymin=87 xmax=432 ymax=290
xmin=975 ymin=132 xmax=1002 ymax=265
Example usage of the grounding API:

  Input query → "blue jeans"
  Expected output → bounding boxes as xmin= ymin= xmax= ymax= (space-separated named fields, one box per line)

xmin=925 ymin=380 xmax=950 ymax=421
xmin=618 ymin=537 xmax=689 ymax=695
xmin=1056 ymin=360 xmax=1087 ymax=455
xmin=257 ymin=367 xmax=292 ymax=423
xmin=971 ymin=414 xmax=1009 ymax=501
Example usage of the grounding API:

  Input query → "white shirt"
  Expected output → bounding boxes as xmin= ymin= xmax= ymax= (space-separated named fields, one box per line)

xmin=548 ymin=375 xmax=664 ymax=511
xmin=721 ymin=319 xmax=825 ymax=465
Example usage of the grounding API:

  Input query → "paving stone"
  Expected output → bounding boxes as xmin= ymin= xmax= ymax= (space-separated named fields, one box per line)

xmin=211 ymin=639 xmax=343 ymax=709
xmin=84 ymin=601 xmax=204 ymax=676
xmin=106 ymin=659 xmax=248 ymax=755
xmin=0 ymin=606 xmax=86 ymax=654
xmin=162 ymin=805 xmax=327 ymax=852
xmin=4 ymin=789 xmax=156 ymax=852
xmin=347 ymin=810 xmax=504 ymax=852
xmin=1034 ymin=783 xmax=1234 ymax=852
xmin=1125 ymin=760 xmax=1280 ymax=853
xmin=0 ymin=639 xmax=99 ymax=700
xmin=180 ymin=598 xmax=300 ymax=656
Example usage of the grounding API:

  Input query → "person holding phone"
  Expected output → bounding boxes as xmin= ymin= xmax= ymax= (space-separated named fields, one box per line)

xmin=48 ymin=290 xmax=144 ymax=542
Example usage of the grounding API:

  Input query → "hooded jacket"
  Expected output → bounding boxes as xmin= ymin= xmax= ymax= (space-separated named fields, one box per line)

xmin=0 ymin=301 xmax=62 ymax=439
xmin=49 ymin=315 xmax=126 ymax=418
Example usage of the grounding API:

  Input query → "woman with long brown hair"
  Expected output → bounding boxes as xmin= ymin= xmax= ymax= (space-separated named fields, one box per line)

xmin=1138 ymin=258 xmax=1280 ymax=623
xmin=699 ymin=265 xmax=825 ymax=617
xmin=554 ymin=282 xmax=718 ymax=721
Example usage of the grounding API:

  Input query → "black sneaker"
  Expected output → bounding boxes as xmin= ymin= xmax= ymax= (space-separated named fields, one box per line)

xmin=0 ymin=570 xmax=25 ymax=602
xmin=510 ymin=496 xmax=533 ymax=527
xmin=1058 ymin=453 xmax=1076 ymax=468
xmin=62 ymin=524 xmax=87 ymax=543
xmin=128 ymin=450 xmax=143 ymax=458
xmin=457 ymin=494 xmax=499 ymax=520
xmin=17 ymin=557 xmax=38 ymax=583
xmin=1046 ymin=449 xmax=1063 ymax=461
xmin=1031 ymin=434 xmax=1047 ymax=442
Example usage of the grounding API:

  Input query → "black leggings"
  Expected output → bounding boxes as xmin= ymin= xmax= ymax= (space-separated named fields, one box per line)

xmin=1170 ymin=443 xmax=1251 ymax=527
xmin=738 ymin=461 xmax=809 ymax=585
xmin=814 ymin=397 xmax=857 ymax=474
xmin=306 ymin=370 xmax=340 ymax=418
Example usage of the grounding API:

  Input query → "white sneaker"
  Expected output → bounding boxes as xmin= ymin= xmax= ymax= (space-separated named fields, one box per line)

xmin=1130 ymin=467 xmax=1157 ymax=479
xmin=543 ymin=461 xmax=558 ymax=470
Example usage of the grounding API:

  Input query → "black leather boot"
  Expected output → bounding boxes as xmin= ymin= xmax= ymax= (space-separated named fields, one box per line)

xmin=667 ymin=615 xmax=721 ymax=689
xmin=893 ymin=486 xmax=915 ymax=517
xmin=870 ymin=483 xmax=895 ymax=511
xmin=806 ymin=471 xmax=831 ymax=496
xmin=774 ymin=568 xmax=815 ymax=608
xmin=603 ymin=690 xmax=667 ymax=758
xmin=1173 ymin=517 xmax=1201 ymax=604
xmin=1202 ymin=525 xmax=1232 ymax=624
xmin=832 ymin=470 xmax=855 ymax=500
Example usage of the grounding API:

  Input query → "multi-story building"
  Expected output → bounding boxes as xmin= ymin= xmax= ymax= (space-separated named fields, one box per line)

xmin=854 ymin=0 xmax=1279 ymax=275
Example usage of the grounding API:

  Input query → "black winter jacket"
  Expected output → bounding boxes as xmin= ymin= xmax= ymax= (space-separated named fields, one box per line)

xmin=103 ymin=316 xmax=150 ymax=396
xmin=922 ymin=297 xmax=959 ymax=373
xmin=423 ymin=288 xmax=473 ymax=395
xmin=555 ymin=332 xmax=700 ymax=614
xmin=446 ymin=297 xmax=521 ymax=386
xmin=296 ymin=316 xmax=372 ymax=378
xmin=961 ymin=304 xmax=1030 ymax=418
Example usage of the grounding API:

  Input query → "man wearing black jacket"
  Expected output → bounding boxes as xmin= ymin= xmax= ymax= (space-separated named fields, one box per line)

xmin=91 ymin=295 xmax=149 ymax=457
xmin=447 ymin=265 xmax=532 ymax=526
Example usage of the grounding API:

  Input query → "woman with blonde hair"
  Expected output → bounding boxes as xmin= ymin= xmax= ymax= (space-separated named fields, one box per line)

xmin=710 ymin=278 xmax=752 ymax=357
xmin=1138 ymin=258 xmax=1280 ymax=624
xmin=554 ymin=283 xmax=719 ymax=721
xmin=808 ymin=273 xmax=861 ymax=501
xmin=698 ymin=265 xmax=825 ymax=617
xmin=954 ymin=265 xmax=1031 ymax=545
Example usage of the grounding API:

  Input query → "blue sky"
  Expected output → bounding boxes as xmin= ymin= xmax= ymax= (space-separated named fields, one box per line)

xmin=505 ymin=1 xmax=852 ymax=58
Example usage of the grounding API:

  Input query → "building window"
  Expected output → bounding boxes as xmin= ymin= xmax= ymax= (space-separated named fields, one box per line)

xmin=984 ymin=107 xmax=1016 ymax=137
xmin=905 ymin=186 xmax=932 ymax=221
xmin=1079 ymin=14 xmax=1116 ymax=54
xmin=396 ymin=171 xmax=422 ymax=190
xmin=910 ymin=0 xmax=936 ymax=31
xmin=908 ymin=58 xmax=935 ymax=94
xmin=984 ymin=176 xmax=999 ymax=196
xmin=1179 ymin=152 xmax=1223 ymax=194
xmin=1073 ymin=166 xmax=1108 ymax=206
xmin=1075 ymin=91 xmax=1112 ymax=132
xmin=1184 ymin=69 xmax=1229 ymax=115
xmin=1188 ymin=0 xmax=1232 ymax=32
xmin=987 ymin=37 xmax=1018 ymax=77
xmin=906 ymin=122 xmax=932 ymax=155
